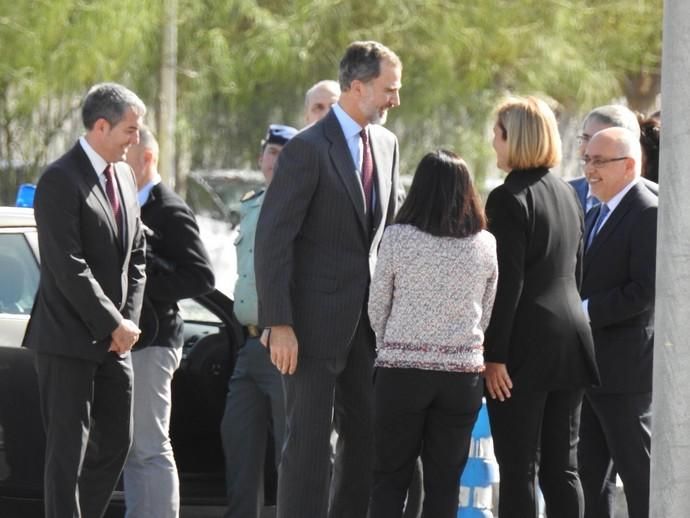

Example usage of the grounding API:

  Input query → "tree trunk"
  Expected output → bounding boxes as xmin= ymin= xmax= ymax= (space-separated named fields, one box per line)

xmin=620 ymin=71 xmax=661 ymax=115
xmin=650 ymin=1 xmax=690 ymax=516
xmin=158 ymin=0 xmax=178 ymax=192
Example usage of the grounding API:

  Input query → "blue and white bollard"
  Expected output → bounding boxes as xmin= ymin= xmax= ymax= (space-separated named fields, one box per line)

xmin=458 ymin=399 xmax=499 ymax=517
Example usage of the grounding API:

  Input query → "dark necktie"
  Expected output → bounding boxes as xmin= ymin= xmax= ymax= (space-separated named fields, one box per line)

xmin=586 ymin=203 xmax=609 ymax=250
xmin=104 ymin=164 xmax=123 ymax=235
xmin=360 ymin=128 xmax=374 ymax=213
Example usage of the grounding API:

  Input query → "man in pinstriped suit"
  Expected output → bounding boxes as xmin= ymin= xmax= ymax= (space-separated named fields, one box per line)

xmin=254 ymin=41 xmax=402 ymax=518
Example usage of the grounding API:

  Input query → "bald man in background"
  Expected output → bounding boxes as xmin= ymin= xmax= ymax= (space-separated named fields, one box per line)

xmin=123 ymin=126 xmax=214 ymax=518
xmin=304 ymin=79 xmax=340 ymax=126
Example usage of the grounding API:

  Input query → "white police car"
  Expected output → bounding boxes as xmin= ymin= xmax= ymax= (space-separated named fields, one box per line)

xmin=0 ymin=205 xmax=249 ymax=517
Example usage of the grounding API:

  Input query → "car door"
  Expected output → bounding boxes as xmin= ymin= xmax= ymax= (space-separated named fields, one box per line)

xmin=0 ymin=227 xmax=45 ymax=516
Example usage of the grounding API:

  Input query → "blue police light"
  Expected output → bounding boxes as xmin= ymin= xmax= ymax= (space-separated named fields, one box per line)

xmin=15 ymin=183 xmax=36 ymax=208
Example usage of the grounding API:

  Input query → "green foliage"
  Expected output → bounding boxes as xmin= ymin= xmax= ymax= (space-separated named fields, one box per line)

xmin=0 ymin=0 xmax=158 ymax=201
xmin=0 ymin=0 xmax=663 ymax=203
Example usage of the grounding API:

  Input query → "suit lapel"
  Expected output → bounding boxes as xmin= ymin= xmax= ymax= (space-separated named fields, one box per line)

xmin=575 ymin=178 xmax=588 ymax=211
xmin=73 ymin=144 xmax=121 ymax=241
xmin=584 ymin=183 xmax=641 ymax=264
xmin=370 ymin=126 xmax=392 ymax=229
xmin=323 ymin=112 xmax=368 ymax=234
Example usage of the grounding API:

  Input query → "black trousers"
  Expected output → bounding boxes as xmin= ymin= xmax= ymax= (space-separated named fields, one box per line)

xmin=35 ymin=351 xmax=133 ymax=518
xmin=276 ymin=319 xmax=375 ymax=518
xmin=487 ymin=387 xmax=585 ymax=518
xmin=578 ymin=391 xmax=652 ymax=518
xmin=369 ymin=368 xmax=482 ymax=518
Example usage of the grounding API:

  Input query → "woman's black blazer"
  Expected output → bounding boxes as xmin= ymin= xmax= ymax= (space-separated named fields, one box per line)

xmin=484 ymin=167 xmax=599 ymax=391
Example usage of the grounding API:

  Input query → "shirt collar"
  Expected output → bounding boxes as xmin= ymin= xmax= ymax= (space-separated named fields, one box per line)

xmin=331 ymin=102 xmax=364 ymax=139
xmin=79 ymin=136 xmax=109 ymax=178
xmin=137 ymin=173 xmax=162 ymax=206
xmin=603 ymin=177 xmax=640 ymax=214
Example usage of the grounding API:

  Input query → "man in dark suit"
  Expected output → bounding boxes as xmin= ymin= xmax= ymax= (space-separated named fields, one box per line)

xmin=23 ymin=83 xmax=147 ymax=518
xmin=122 ymin=126 xmax=214 ymax=518
xmin=570 ymin=104 xmax=658 ymax=213
xmin=578 ymin=127 xmax=657 ymax=518
xmin=254 ymin=41 xmax=402 ymax=518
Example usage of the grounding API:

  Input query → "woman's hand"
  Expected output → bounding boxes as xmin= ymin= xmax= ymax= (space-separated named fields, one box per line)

xmin=484 ymin=362 xmax=513 ymax=401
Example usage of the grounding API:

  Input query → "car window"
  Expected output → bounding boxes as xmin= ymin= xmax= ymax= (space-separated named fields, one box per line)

xmin=0 ymin=233 xmax=39 ymax=315
xmin=178 ymin=298 xmax=222 ymax=324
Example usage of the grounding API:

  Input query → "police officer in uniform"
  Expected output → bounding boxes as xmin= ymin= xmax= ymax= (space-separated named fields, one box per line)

xmin=220 ymin=124 xmax=298 ymax=518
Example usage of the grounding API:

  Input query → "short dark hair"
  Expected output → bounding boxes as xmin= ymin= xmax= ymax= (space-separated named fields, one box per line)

xmin=338 ymin=41 xmax=401 ymax=91
xmin=82 ymin=82 xmax=146 ymax=130
xmin=395 ymin=149 xmax=486 ymax=238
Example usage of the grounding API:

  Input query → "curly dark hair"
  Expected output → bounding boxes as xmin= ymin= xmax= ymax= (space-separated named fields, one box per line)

xmin=637 ymin=112 xmax=660 ymax=183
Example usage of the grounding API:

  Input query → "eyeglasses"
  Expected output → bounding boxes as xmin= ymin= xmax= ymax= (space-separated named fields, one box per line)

xmin=576 ymin=134 xmax=591 ymax=145
xmin=580 ymin=156 xmax=629 ymax=169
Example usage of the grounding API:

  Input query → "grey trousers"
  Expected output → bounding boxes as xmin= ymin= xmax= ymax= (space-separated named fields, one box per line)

xmin=123 ymin=345 xmax=182 ymax=518
xmin=220 ymin=337 xmax=286 ymax=518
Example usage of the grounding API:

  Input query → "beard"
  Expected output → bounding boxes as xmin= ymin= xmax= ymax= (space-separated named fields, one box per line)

xmin=371 ymin=109 xmax=388 ymax=125
xmin=359 ymin=97 xmax=388 ymax=126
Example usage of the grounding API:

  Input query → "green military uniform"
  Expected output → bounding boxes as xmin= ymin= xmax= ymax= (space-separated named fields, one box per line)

xmin=222 ymin=186 xmax=285 ymax=517
xmin=221 ymin=123 xmax=297 ymax=518
xmin=233 ymin=189 xmax=264 ymax=326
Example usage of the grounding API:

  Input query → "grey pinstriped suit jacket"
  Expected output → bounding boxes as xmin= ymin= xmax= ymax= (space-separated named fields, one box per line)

xmin=255 ymin=109 xmax=400 ymax=360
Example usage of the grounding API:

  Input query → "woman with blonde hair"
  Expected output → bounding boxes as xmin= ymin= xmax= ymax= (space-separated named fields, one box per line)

xmin=484 ymin=96 xmax=599 ymax=518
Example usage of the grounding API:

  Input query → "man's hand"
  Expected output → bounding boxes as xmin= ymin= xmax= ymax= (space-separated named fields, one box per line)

xmin=109 ymin=319 xmax=141 ymax=355
xmin=484 ymin=362 xmax=513 ymax=402
xmin=264 ymin=325 xmax=299 ymax=375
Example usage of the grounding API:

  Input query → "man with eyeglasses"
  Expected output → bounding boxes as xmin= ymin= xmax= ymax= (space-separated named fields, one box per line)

xmin=578 ymin=127 xmax=657 ymax=518
xmin=570 ymin=104 xmax=658 ymax=214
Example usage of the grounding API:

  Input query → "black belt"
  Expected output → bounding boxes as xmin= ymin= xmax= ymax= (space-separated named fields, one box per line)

xmin=245 ymin=325 xmax=263 ymax=338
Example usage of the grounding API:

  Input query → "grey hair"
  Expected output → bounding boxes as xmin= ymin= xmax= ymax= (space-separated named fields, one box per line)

xmin=82 ymin=82 xmax=146 ymax=130
xmin=583 ymin=104 xmax=641 ymax=139
xmin=338 ymin=41 xmax=401 ymax=91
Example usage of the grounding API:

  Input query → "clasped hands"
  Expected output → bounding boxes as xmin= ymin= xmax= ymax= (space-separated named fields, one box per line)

xmin=108 ymin=319 xmax=141 ymax=356
xmin=260 ymin=325 xmax=298 ymax=375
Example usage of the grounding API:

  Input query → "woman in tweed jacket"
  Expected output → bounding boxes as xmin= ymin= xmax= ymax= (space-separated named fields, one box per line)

xmin=367 ymin=150 xmax=498 ymax=518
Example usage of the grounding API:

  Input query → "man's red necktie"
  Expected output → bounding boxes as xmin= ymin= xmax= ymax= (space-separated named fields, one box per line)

xmin=104 ymin=164 xmax=123 ymax=235
xmin=360 ymin=128 xmax=374 ymax=213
